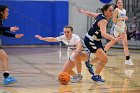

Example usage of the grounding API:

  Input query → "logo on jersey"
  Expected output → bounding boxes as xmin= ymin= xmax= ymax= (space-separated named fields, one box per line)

xmin=121 ymin=13 xmax=126 ymax=17
xmin=95 ymin=31 xmax=99 ymax=35
xmin=67 ymin=45 xmax=76 ymax=51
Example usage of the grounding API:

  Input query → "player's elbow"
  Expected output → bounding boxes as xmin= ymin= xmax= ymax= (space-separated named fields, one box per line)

xmin=101 ymin=32 xmax=107 ymax=38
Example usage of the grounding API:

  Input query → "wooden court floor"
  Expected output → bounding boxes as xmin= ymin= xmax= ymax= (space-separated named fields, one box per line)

xmin=0 ymin=46 xmax=140 ymax=93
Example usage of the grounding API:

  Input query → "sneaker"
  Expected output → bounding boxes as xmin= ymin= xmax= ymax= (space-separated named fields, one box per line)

xmin=125 ymin=59 xmax=134 ymax=65
xmin=91 ymin=75 xmax=105 ymax=82
xmin=85 ymin=60 xmax=94 ymax=75
xmin=70 ymin=75 xmax=83 ymax=83
xmin=3 ymin=76 xmax=17 ymax=85
xmin=77 ymin=74 xmax=83 ymax=81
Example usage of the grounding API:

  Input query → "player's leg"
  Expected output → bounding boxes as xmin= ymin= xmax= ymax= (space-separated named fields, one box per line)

xmin=0 ymin=49 xmax=17 ymax=85
xmin=76 ymin=51 xmax=90 ymax=80
xmin=90 ymin=56 xmax=100 ymax=64
xmin=69 ymin=52 xmax=88 ymax=82
xmin=91 ymin=48 xmax=107 ymax=82
xmin=84 ymin=37 xmax=96 ymax=75
xmin=62 ymin=60 xmax=76 ymax=76
xmin=121 ymin=33 xmax=134 ymax=65
xmin=62 ymin=59 xmax=81 ymax=83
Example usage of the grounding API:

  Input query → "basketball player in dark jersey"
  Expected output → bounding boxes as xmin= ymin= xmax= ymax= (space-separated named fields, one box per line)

xmin=78 ymin=4 xmax=121 ymax=82
xmin=0 ymin=5 xmax=24 ymax=85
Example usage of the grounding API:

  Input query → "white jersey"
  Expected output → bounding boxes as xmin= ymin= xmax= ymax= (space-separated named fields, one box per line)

xmin=115 ymin=8 xmax=126 ymax=29
xmin=113 ymin=8 xmax=126 ymax=37
xmin=56 ymin=34 xmax=81 ymax=52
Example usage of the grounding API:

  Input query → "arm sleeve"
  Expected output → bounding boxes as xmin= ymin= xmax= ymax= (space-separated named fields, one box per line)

xmin=3 ymin=31 xmax=15 ymax=37
xmin=0 ymin=26 xmax=10 ymax=31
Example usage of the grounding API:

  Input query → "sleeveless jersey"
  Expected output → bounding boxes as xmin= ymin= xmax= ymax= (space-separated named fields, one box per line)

xmin=115 ymin=8 xmax=126 ymax=29
xmin=87 ymin=14 xmax=107 ymax=40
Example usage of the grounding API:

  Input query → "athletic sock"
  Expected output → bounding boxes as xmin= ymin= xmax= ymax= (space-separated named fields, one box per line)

xmin=3 ymin=72 xmax=9 ymax=79
xmin=77 ymin=73 xmax=81 ymax=76
xmin=126 ymin=56 xmax=130 ymax=60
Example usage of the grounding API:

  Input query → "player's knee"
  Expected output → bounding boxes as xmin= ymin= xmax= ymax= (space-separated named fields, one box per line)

xmin=99 ymin=61 xmax=106 ymax=66
xmin=69 ymin=52 xmax=80 ymax=61
xmin=112 ymin=39 xmax=116 ymax=44
xmin=102 ymin=57 xmax=108 ymax=64
xmin=0 ymin=53 xmax=8 ymax=60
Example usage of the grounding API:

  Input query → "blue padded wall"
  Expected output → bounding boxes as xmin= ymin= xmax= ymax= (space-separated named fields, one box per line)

xmin=0 ymin=1 xmax=68 ymax=45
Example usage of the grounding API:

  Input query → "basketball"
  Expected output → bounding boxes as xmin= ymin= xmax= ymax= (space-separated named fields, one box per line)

xmin=58 ymin=72 xmax=70 ymax=85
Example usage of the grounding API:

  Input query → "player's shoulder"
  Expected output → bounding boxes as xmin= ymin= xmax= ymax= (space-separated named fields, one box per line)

xmin=97 ymin=14 xmax=107 ymax=20
xmin=72 ymin=34 xmax=81 ymax=39
xmin=122 ymin=8 xmax=126 ymax=12
xmin=114 ymin=8 xmax=119 ymax=12
xmin=58 ymin=35 xmax=65 ymax=39
xmin=72 ymin=34 xmax=79 ymax=37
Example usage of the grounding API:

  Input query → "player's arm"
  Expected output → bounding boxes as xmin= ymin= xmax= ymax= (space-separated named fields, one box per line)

xmin=35 ymin=35 xmax=58 ymax=42
xmin=2 ymin=31 xmax=16 ymax=37
xmin=77 ymin=7 xmax=99 ymax=18
xmin=75 ymin=41 xmax=82 ymax=52
xmin=0 ymin=26 xmax=10 ymax=31
xmin=2 ymin=31 xmax=24 ymax=38
xmin=99 ymin=19 xmax=117 ymax=41
xmin=0 ymin=26 xmax=19 ymax=32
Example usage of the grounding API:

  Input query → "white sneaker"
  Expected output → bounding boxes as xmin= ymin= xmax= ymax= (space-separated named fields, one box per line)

xmin=125 ymin=59 xmax=134 ymax=65
xmin=77 ymin=74 xmax=83 ymax=81
xmin=70 ymin=75 xmax=83 ymax=83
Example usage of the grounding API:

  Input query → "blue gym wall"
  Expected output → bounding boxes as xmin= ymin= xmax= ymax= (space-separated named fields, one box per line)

xmin=0 ymin=0 xmax=68 ymax=45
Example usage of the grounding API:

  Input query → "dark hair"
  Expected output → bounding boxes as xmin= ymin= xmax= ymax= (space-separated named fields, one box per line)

xmin=0 ymin=5 xmax=8 ymax=19
xmin=114 ymin=0 xmax=123 ymax=10
xmin=101 ymin=3 xmax=112 ymax=14
xmin=114 ymin=5 xmax=118 ymax=10
xmin=64 ymin=25 xmax=73 ymax=32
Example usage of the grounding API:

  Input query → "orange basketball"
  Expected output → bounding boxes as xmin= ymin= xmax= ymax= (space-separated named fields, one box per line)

xmin=58 ymin=72 xmax=70 ymax=85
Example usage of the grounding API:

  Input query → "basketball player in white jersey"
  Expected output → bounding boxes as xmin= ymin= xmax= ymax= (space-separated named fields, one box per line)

xmin=104 ymin=0 xmax=134 ymax=65
xmin=35 ymin=25 xmax=89 ymax=83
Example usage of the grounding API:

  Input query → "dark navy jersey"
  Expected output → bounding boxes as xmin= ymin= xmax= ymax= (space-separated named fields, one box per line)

xmin=88 ymin=14 xmax=108 ymax=39
xmin=0 ymin=19 xmax=15 ymax=37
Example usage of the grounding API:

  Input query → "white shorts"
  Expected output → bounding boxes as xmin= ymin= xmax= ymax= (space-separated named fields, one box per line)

xmin=113 ymin=26 xmax=125 ymax=37
xmin=69 ymin=50 xmax=90 ymax=61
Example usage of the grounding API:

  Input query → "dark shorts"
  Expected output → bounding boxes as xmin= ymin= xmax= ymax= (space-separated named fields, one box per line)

xmin=84 ymin=36 xmax=104 ymax=53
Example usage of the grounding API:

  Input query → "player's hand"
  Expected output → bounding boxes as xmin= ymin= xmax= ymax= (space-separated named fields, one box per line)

xmin=15 ymin=34 xmax=24 ymax=38
xmin=124 ymin=16 xmax=128 ymax=20
xmin=35 ymin=35 xmax=43 ymax=40
xmin=77 ymin=7 xmax=85 ymax=13
xmin=122 ymin=16 xmax=128 ymax=21
xmin=10 ymin=26 xmax=19 ymax=32
xmin=115 ymin=36 xmax=123 ymax=42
